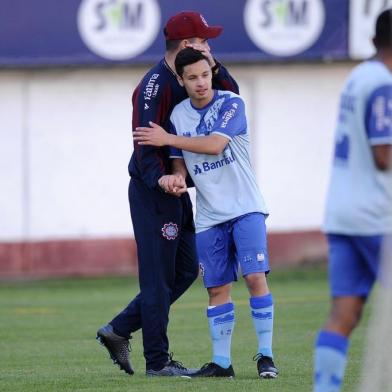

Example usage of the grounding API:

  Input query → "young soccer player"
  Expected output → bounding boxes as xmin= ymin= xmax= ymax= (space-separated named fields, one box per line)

xmin=312 ymin=9 xmax=392 ymax=392
xmin=133 ymin=47 xmax=279 ymax=379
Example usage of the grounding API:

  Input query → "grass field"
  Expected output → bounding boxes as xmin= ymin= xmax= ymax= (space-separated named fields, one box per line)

xmin=0 ymin=266 xmax=370 ymax=392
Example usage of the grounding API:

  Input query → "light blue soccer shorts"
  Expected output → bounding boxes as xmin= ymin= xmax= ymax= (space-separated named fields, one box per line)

xmin=196 ymin=212 xmax=270 ymax=288
xmin=328 ymin=233 xmax=383 ymax=298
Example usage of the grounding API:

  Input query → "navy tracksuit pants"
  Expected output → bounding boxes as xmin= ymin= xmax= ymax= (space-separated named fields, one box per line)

xmin=109 ymin=178 xmax=198 ymax=371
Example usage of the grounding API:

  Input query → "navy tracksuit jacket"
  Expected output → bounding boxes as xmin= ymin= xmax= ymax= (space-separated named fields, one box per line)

xmin=109 ymin=58 xmax=239 ymax=370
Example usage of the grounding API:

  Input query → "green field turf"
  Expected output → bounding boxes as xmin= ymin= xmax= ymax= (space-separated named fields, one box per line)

xmin=0 ymin=266 xmax=370 ymax=392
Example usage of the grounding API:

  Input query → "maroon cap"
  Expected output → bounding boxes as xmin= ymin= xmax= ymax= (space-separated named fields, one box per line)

xmin=164 ymin=11 xmax=223 ymax=40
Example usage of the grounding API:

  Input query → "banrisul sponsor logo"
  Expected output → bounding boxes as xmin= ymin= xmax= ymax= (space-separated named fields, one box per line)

xmin=78 ymin=0 xmax=160 ymax=60
xmin=244 ymin=0 xmax=325 ymax=56
xmin=193 ymin=148 xmax=236 ymax=175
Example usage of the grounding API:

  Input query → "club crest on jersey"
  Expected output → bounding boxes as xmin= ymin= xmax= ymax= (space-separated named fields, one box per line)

xmin=161 ymin=222 xmax=178 ymax=240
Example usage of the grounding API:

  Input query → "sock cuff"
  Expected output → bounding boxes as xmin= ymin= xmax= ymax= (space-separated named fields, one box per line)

xmin=250 ymin=293 xmax=273 ymax=309
xmin=316 ymin=330 xmax=349 ymax=354
xmin=207 ymin=302 xmax=234 ymax=317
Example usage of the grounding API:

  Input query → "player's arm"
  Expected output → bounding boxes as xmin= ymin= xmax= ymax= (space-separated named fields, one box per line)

xmin=134 ymin=97 xmax=246 ymax=154
xmin=168 ymin=128 xmax=195 ymax=189
xmin=132 ymin=77 xmax=169 ymax=189
xmin=134 ymin=121 xmax=229 ymax=155
xmin=170 ymin=133 xmax=229 ymax=155
xmin=372 ymin=145 xmax=391 ymax=171
xmin=366 ymin=85 xmax=392 ymax=171
xmin=172 ymin=158 xmax=188 ymax=179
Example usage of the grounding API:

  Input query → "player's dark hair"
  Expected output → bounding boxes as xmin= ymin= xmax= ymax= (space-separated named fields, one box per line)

xmin=374 ymin=8 xmax=392 ymax=49
xmin=175 ymin=47 xmax=209 ymax=77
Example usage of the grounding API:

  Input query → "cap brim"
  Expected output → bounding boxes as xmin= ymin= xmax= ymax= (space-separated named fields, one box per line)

xmin=200 ymin=26 xmax=223 ymax=39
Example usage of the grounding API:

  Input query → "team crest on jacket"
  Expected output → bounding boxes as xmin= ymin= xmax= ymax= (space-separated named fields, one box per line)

xmin=161 ymin=222 xmax=178 ymax=240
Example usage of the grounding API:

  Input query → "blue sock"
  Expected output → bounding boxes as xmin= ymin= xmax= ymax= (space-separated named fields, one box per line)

xmin=314 ymin=330 xmax=349 ymax=392
xmin=250 ymin=293 xmax=274 ymax=358
xmin=207 ymin=302 xmax=235 ymax=369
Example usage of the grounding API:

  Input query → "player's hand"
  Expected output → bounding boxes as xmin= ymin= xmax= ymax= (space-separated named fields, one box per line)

xmin=159 ymin=174 xmax=187 ymax=197
xmin=159 ymin=175 xmax=178 ymax=192
xmin=134 ymin=122 xmax=170 ymax=146
xmin=185 ymin=42 xmax=215 ymax=68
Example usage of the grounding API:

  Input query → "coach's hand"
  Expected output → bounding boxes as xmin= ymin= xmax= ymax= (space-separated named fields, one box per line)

xmin=185 ymin=42 xmax=215 ymax=68
xmin=134 ymin=122 xmax=170 ymax=147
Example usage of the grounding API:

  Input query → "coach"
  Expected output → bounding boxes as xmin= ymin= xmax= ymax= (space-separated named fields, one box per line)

xmin=97 ymin=11 xmax=239 ymax=376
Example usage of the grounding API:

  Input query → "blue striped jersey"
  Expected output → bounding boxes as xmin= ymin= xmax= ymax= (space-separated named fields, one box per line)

xmin=170 ymin=90 xmax=268 ymax=233
xmin=324 ymin=60 xmax=392 ymax=234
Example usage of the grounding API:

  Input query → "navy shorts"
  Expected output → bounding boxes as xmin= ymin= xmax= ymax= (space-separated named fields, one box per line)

xmin=196 ymin=213 xmax=270 ymax=288
xmin=328 ymin=234 xmax=383 ymax=297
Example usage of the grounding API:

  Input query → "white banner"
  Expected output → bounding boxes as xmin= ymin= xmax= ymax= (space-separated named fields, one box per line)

xmin=349 ymin=0 xmax=392 ymax=59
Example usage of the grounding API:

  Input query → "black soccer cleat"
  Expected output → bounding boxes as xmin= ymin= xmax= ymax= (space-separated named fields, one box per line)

xmin=253 ymin=353 xmax=278 ymax=379
xmin=190 ymin=362 xmax=235 ymax=378
xmin=146 ymin=353 xmax=193 ymax=377
xmin=96 ymin=324 xmax=134 ymax=375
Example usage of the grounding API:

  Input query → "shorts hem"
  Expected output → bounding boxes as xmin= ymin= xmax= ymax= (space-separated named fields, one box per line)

xmin=331 ymin=291 xmax=369 ymax=299
xmin=204 ymin=278 xmax=237 ymax=288
xmin=242 ymin=269 xmax=270 ymax=277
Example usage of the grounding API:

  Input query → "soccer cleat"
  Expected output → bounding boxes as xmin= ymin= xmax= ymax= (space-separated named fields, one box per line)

xmin=190 ymin=362 xmax=235 ymax=378
xmin=253 ymin=353 xmax=279 ymax=379
xmin=146 ymin=354 xmax=192 ymax=377
xmin=96 ymin=324 xmax=134 ymax=375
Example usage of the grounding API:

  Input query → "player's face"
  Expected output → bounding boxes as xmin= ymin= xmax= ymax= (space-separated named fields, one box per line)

xmin=180 ymin=59 xmax=213 ymax=108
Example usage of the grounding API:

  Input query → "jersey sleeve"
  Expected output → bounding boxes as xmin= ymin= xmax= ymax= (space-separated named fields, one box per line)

xmin=365 ymin=84 xmax=392 ymax=146
xmin=168 ymin=120 xmax=183 ymax=159
xmin=212 ymin=61 xmax=240 ymax=94
xmin=132 ymin=74 xmax=171 ymax=189
xmin=211 ymin=97 xmax=247 ymax=140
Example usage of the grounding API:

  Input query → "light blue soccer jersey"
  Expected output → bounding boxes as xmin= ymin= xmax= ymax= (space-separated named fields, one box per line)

xmin=324 ymin=60 xmax=392 ymax=235
xmin=170 ymin=90 xmax=268 ymax=233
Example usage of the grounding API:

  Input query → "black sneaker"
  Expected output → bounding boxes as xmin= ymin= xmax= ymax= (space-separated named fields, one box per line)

xmin=146 ymin=354 xmax=192 ymax=377
xmin=253 ymin=353 xmax=278 ymax=379
xmin=190 ymin=362 xmax=235 ymax=378
xmin=96 ymin=324 xmax=134 ymax=375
